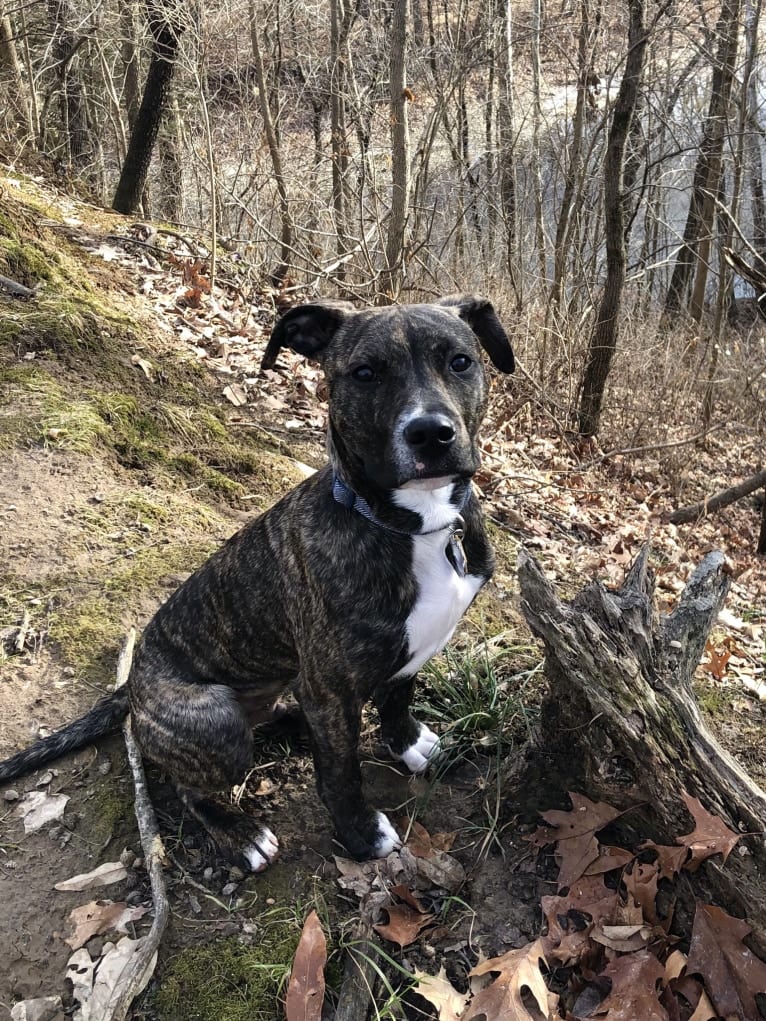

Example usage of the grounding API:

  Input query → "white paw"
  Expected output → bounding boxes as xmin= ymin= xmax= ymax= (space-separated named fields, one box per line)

xmin=243 ymin=827 xmax=279 ymax=872
xmin=396 ymin=723 xmax=441 ymax=774
xmin=372 ymin=812 xmax=402 ymax=858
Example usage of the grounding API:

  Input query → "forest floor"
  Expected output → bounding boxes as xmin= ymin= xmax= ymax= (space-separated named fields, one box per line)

xmin=0 ymin=167 xmax=764 ymax=1021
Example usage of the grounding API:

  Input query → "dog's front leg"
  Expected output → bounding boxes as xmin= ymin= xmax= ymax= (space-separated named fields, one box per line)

xmin=299 ymin=688 xmax=401 ymax=860
xmin=375 ymin=678 xmax=441 ymax=774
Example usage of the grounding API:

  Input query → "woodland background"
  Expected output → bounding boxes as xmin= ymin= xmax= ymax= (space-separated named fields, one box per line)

xmin=2 ymin=0 xmax=766 ymax=444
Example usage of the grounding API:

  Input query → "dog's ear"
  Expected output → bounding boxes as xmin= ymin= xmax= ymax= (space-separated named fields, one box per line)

xmin=261 ymin=301 xmax=356 ymax=370
xmin=436 ymin=294 xmax=515 ymax=374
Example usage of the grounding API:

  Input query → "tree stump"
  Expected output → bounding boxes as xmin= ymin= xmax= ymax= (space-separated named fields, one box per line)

xmin=513 ymin=544 xmax=766 ymax=944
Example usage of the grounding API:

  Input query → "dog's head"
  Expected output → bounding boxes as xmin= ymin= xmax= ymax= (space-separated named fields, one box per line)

xmin=262 ymin=296 xmax=514 ymax=492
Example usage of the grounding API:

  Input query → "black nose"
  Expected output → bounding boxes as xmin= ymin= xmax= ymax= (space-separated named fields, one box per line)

xmin=403 ymin=413 xmax=456 ymax=450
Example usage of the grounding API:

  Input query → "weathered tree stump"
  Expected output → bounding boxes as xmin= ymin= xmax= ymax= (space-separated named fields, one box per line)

xmin=514 ymin=544 xmax=766 ymax=944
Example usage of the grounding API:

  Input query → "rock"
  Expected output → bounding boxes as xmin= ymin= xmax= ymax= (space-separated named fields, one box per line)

xmin=119 ymin=848 xmax=137 ymax=868
xmin=221 ymin=882 xmax=238 ymax=896
xmin=97 ymin=760 xmax=112 ymax=775
xmin=2 ymin=789 xmax=19 ymax=802
xmin=10 ymin=996 xmax=63 ymax=1021
xmin=228 ymin=866 xmax=245 ymax=881
xmin=203 ymin=867 xmax=214 ymax=881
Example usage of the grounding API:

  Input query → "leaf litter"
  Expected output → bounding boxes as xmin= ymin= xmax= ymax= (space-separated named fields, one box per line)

xmin=313 ymin=795 xmax=766 ymax=1020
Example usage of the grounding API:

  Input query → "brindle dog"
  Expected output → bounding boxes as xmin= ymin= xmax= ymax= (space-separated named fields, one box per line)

xmin=0 ymin=296 xmax=514 ymax=870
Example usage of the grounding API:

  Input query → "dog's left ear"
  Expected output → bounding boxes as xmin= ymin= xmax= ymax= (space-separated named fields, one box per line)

xmin=437 ymin=294 xmax=515 ymax=374
xmin=261 ymin=300 xmax=356 ymax=370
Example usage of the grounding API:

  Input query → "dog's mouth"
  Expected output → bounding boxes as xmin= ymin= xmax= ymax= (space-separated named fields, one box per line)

xmin=398 ymin=474 xmax=457 ymax=492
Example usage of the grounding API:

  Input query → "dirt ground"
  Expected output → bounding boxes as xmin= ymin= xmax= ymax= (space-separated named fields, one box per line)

xmin=2 ymin=170 xmax=765 ymax=1020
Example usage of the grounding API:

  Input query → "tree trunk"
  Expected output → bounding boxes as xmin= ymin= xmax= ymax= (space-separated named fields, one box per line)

xmin=664 ymin=0 xmax=742 ymax=318
xmin=578 ymin=0 xmax=648 ymax=437
xmin=158 ymin=94 xmax=183 ymax=222
xmin=112 ymin=5 xmax=183 ymax=215
xmin=515 ymin=544 xmax=766 ymax=945
xmin=249 ymin=0 xmax=293 ymax=282
xmin=381 ymin=0 xmax=410 ymax=301
xmin=758 ymin=490 xmax=766 ymax=554
xmin=329 ymin=0 xmax=353 ymax=283
xmin=0 ymin=7 xmax=33 ymax=141
xmin=48 ymin=0 xmax=90 ymax=171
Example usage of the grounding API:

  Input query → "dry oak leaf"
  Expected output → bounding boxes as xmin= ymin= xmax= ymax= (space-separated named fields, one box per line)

xmin=640 ymin=841 xmax=689 ymax=880
xmin=54 ymin=861 xmax=128 ymax=892
xmin=541 ymin=793 xmax=628 ymax=889
xmin=541 ymin=875 xmax=619 ymax=966
xmin=686 ymin=902 xmax=766 ymax=1021
xmin=595 ymin=949 xmax=667 ymax=1020
xmin=65 ymin=899 xmax=148 ymax=950
xmin=374 ymin=903 xmax=435 ymax=948
xmin=676 ymin=792 xmax=742 ymax=872
xmin=285 ymin=909 xmax=326 ymax=1021
xmin=623 ymin=860 xmax=661 ymax=925
xmin=413 ymin=966 xmax=470 ymax=1021
xmin=466 ymin=939 xmax=551 ymax=1021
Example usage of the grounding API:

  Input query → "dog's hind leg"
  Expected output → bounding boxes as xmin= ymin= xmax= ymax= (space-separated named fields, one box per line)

xmin=129 ymin=679 xmax=280 ymax=872
xmin=375 ymin=679 xmax=441 ymax=774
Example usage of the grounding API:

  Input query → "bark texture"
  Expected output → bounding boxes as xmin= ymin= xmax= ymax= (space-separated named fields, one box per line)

xmin=112 ymin=6 xmax=183 ymax=215
xmin=515 ymin=544 xmax=766 ymax=944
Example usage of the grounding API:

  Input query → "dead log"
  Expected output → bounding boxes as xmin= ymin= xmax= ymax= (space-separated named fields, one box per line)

xmin=514 ymin=545 xmax=766 ymax=944
xmin=667 ymin=468 xmax=766 ymax=524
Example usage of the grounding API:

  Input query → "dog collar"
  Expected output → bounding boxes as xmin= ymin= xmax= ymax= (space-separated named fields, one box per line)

xmin=331 ymin=475 xmax=470 ymax=576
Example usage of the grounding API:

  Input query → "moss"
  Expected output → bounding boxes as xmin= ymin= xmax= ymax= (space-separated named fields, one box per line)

xmin=86 ymin=769 xmax=132 ymax=844
xmin=48 ymin=539 xmax=218 ymax=679
xmin=154 ymin=927 xmax=299 ymax=1021
xmin=695 ymin=681 xmax=730 ymax=718
xmin=0 ymin=237 xmax=58 ymax=286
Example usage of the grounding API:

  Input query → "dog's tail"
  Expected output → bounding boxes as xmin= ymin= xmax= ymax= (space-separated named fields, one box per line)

xmin=0 ymin=688 xmax=130 ymax=783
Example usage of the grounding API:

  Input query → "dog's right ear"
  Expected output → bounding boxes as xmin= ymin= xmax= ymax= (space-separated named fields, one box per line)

xmin=261 ymin=301 xmax=355 ymax=370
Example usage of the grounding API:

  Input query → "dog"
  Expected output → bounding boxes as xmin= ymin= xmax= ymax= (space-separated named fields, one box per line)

xmin=0 ymin=295 xmax=514 ymax=870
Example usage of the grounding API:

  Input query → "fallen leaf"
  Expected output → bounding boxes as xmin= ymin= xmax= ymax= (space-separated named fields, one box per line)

xmin=591 ymin=922 xmax=652 ymax=952
xmin=595 ymin=949 xmax=667 ymax=1020
xmin=466 ymin=939 xmax=550 ymax=1021
xmin=541 ymin=793 xmax=627 ymax=888
xmin=676 ymin=792 xmax=742 ymax=871
xmin=16 ymin=790 xmax=69 ymax=833
xmin=285 ymin=910 xmax=326 ymax=1021
xmin=10 ymin=997 xmax=63 ymax=1021
xmin=415 ymin=848 xmax=466 ymax=892
xmin=390 ymin=884 xmax=429 ymax=913
xmin=55 ymin=861 xmax=128 ymax=892
xmin=623 ymin=860 xmax=660 ymax=924
xmin=374 ymin=902 xmax=434 ymax=948
xmin=413 ymin=966 xmax=470 ymax=1020
xmin=541 ymin=874 xmax=619 ymax=965
xmin=130 ymin=354 xmax=155 ymax=381
xmin=69 ymin=936 xmax=158 ymax=1021
xmin=686 ymin=902 xmax=766 ymax=1021
xmin=582 ymin=844 xmax=634 ymax=876
xmin=223 ymin=383 xmax=247 ymax=406
xmin=640 ymin=841 xmax=689 ymax=879
xmin=65 ymin=900 xmax=149 ymax=950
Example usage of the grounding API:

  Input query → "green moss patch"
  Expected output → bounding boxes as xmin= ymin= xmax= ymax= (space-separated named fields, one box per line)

xmin=154 ymin=927 xmax=299 ymax=1021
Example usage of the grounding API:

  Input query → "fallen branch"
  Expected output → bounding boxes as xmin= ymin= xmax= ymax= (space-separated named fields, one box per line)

xmin=0 ymin=273 xmax=36 ymax=298
xmin=98 ymin=629 xmax=169 ymax=1021
xmin=666 ymin=468 xmax=766 ymax=524
xmin=14 ymin=608 xmax=31 ymax=652
xmin=333 ymin=917 xmax=380 ymax=1021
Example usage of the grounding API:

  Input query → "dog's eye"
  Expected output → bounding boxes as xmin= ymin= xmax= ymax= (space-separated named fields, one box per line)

xmin=351 ymin=365 xmax=376 ymax=382
xmin=450 ymin=354 xmax=472 ymax=373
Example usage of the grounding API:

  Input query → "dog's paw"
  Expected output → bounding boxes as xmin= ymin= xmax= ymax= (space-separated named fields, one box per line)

xmin=242 ymin=827 xmax=279 ymax=872
xmin=396 ymin=723 xmax=441 ymax=773
xmin=372 ymin=812 xmax=402 ymax=857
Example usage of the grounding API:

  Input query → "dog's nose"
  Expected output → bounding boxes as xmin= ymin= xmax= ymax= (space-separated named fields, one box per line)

xmin=403 ymin=413 xmax=456 ymax=450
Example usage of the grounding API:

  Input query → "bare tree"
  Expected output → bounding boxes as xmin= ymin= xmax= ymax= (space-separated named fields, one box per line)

xmin=381 ymin=0 xmax=411 ymax=300
xmin=578 ymin=0 xmax=649 ymax=437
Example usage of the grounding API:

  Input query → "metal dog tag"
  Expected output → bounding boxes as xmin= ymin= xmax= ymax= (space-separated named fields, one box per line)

xmin=447 ymin=526 xmax=468 ymax=577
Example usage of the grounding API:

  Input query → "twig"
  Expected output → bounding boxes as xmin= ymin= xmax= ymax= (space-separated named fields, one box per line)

xmin=579 ymin=422 xmax=728 ymax=469
xmin=100 ymin=629 xmax=169 ymax=1021
xmin=14 ymin=608 xmax=31 ymax=652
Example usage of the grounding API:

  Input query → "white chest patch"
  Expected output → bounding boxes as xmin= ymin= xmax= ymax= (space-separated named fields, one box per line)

xmin=393 ymin=529 xmax=484 ymax=679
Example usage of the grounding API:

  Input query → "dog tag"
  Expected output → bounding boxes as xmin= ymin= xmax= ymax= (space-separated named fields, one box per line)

xmin=447 ymin=526 xmax=468 ymax=577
